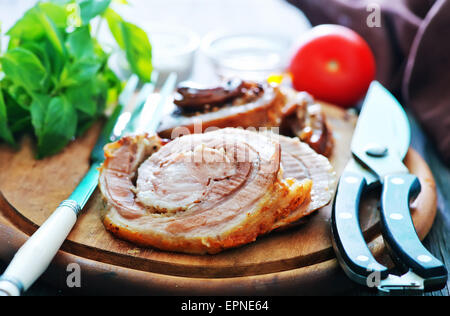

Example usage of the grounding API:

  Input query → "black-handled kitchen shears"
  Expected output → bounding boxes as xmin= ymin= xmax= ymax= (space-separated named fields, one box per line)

xmin=331 ymin=81 xmax=447 ymax=294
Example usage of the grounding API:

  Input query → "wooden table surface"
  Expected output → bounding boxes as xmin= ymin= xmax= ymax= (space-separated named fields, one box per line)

xmin=0 ymin=0 xmax=448 ymax=296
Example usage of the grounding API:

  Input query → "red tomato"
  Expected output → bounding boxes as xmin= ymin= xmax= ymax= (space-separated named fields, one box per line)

xmin=289 ymin=24 xmax=376 ymax=108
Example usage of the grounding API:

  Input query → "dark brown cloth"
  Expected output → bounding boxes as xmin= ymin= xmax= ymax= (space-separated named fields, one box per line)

xmin=288 ymin=0 xmax=450 ymax=165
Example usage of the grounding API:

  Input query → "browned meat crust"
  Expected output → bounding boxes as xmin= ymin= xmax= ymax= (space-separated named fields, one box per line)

xmin=99 ymin=129 xmax=316 ymax=254
xmin=158 ymin=82 xmax=285 ymax=140
xmin=158 ymin=81 xmax=334 ymax=157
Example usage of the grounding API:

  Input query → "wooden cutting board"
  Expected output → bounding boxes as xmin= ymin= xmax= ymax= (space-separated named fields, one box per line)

xmin=0 ymin=103 xmax=437 ymax=295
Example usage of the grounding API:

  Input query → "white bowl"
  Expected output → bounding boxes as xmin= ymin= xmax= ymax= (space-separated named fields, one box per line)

xmin=146 ymin=25 xmax=200 ymax=82
xmin=202 ymin=31 xmax=293 ymax=81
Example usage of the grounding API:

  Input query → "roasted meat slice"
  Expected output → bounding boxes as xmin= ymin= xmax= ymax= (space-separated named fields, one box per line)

xmin=173 ymin=78 xmax=246 ymax=110
xmin=99 ymin=128 xmax=313 ymax=254
xmin=271 ymin=134 xmax=336 ymax=230
xmin=157 ymin=81 xmax=286 ymax=140
xmin=280 ymin=88 xmax=334 ymax=157
xmin=158 ymin=80 xmax=334 ymax=157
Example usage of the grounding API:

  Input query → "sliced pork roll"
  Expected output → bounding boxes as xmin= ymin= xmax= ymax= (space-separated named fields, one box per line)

xmin=271 ymin=135 xmax=336 ymax=230
xmin=99 ymin=128 xmax=313 ymax=254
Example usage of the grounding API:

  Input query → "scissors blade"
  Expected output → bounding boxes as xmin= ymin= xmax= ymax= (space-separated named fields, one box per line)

xmin=350 ymin=81 xmax=411 ymax=183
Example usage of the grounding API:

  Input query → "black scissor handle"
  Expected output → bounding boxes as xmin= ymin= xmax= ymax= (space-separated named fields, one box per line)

xmin=380 ymin=174 xmax=447 ymax=290
xmin=331 ymin=170 xmax=389 ymax=285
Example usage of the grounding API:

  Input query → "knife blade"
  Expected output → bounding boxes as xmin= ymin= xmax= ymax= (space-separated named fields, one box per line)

xmin=331 ymin=81 xmax=447 ymax=293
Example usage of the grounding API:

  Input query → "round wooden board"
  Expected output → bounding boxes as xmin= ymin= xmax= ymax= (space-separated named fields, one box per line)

xmin=0 ymin=103 xmax=437 ymax=295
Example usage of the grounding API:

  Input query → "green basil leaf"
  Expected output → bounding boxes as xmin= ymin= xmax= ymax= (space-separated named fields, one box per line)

xmin=104 ymin=8 xmax=152 ymax=81
xmin=104 ymin=8 xmax=125 ymax=49
xmin=66 ymin=26 xmax=95 ymax=59
xmin=20 ymin=41 xmax=52 ymax=74
xmin=102 ymin=67 xmax=122 ymax=107
xmin=90 ymin=73 xmax=108 ymax=114
xmin=0 ymin=88 xmax=15 ymax=145
xmin=2 ymin=88 xmax=31 ymax=122
xmin=38 ymin=2 xmax=68 ymax=29
xmin=7 ymin=5 xmax=65 ymax=57
xmin=1 ymin=48 xmax=48 ymax=94
xmin=10 ymin=116 xmax=32 ymax=134
xmin=65 ymin=81 xmax=97 ymax=116
xmin=1 ymin=0 xmax=152 ymax=157
xmin=44 ymin=38 xmax=66 ymax=79
xmin=30 ymin=94 xmax=51 ymax=140
xmin=17 ymin=42 xmax=55 ymax=94
xmin=60 ymin=58 xmax=101 ymax=88
xmin=5 ymin=83 xmax=32 ymax=110
xmin=7 ymin=4 xmax=66 ymax=76
xmin=36 ymin=96 xmax=77 ymax=158
xmin=7 ymin=7 xmax=44 ymax=41
xmin=79 ymin=0 xmax=112 ymax=25
xmin=120 ymin=21 xmax=152 ymax=82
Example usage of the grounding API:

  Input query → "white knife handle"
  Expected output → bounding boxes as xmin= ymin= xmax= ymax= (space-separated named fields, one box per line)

xmin=0 ymin=200 xmax=80 ymax=296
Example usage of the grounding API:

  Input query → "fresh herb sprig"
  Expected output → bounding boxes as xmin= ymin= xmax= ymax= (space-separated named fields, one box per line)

xmin=0 ymin=0 xmax=152 ymax=158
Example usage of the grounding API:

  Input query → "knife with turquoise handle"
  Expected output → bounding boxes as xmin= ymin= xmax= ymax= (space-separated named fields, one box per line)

xmin=0 ymin=72 xmax=176 ymax=296
xmin=331 ymin=81 xmax=447 ymax=294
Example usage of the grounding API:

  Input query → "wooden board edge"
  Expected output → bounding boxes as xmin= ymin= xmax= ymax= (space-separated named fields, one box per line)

xmin=0 ymin=217 xmax=373 ymax=295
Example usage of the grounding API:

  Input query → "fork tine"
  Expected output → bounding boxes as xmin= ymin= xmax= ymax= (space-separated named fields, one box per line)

xmin=118 ymin=74 xmax=139 ymax=107
xmin=122 ymin=71 xmax=160 ymax=135
xmin=134 ymin=71 xmax=160 ymax=110
xmin=135 ymin=72 xmax=178 ymax=134
xmin=91 ymin=74 xmax=141 ymax=159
